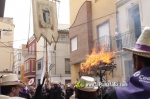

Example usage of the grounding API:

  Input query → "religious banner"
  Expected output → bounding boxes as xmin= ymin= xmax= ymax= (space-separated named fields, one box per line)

xmin=32 ymin=0 xmax=58 ymax=46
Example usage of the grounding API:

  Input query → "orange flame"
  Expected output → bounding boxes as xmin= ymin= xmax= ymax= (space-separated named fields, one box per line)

xmin=81 ymin=46 xmax=114 ymax=72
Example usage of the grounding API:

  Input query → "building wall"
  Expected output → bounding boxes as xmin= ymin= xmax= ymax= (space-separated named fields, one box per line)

xmin=71 ymin=63 xmax=80 ymax=83
xmin=112 ymin=54 xmax=123 ymax=81
xmin=24 ymin=37 xmax=36 ymax=79
xmin=13 ymin=44 xmax=26 ymax=79
xmin=121 ymin=53 xmax=133 ymax=81
xmin=70 ymin=1 xmax=92 ymax=64
xmin=0 ymin=18 xmax=14 ymax=71
xmin=115 ymin=0 xmax=137 ymax=82
xmin=92 ymin=0 xmax=117 ymax=82
xmin=92 ymin=0 xmax=117 ymax=40
xmin=54 ymin=42 xmax=70 ymax=75
xmin=24 ymin=58 xmax=36 ymax=77
xmin=139 ymin=0 xmax=150 ymax=27
xmin=117 ymin=0 xmax=138 ymax=33
xmin=36 ymin=37 xmax=44 ymax=85
xmin=51 ymin=76 xmax=71 ymax=84
xmin=36 ymin=37 xmax=44 ymax=60
xmin=70 ymin=0 xmax=85 ymax=25
xmin=70 ymin=2 xmax=93 ymax=83
xmin=70 ymin=0 xmax=118 ymax=82
xmin=115 ymin=0 xmax=150 ymax=81
xmin=50 ymin=31 xmax=71 ymax=84
xmin=35 ymin=29 xmax=71 ymax=84
xmin=36 ymin=58 xmax=43 ymax=85
xmin=116 ymin=0 xmax=137 ymax=81
xmin=14 ymin=49 xmax=21 ymax=79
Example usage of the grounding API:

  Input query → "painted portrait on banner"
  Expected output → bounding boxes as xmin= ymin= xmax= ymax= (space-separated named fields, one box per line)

xmin=32 ymin=0 xmax=58 ymax=47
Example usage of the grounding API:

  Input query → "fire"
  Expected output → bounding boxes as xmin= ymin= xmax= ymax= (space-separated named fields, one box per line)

xmin=81 ymin=46 xmax=114 ymax=72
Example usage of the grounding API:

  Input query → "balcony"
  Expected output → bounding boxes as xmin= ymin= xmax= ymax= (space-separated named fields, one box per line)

xmin=115 ymin=27 xmax=144 ymax=52
xmin=116 ymin=31 xmax=135 ymax=51
xmin=24 ymin=72 xmax=36 ymax=78
xmin=24 ymin=52 xmax=36 ymax=61
xmin=92 ymin=36 xmax=114 ymax=51
xmin=14 ymin=60 xmax=21 ymax=66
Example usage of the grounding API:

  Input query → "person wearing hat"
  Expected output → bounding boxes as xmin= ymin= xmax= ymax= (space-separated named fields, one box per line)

xmin=65 ymin=84 xmax=74 ymax=99
xmin=103 ymin=27 xmax=150 ymax=99
xmin=70 ymin=76 xmax=98 ymax=99
xmin=49 ymin=81 xmax=63 ymax=99
xmin=0 ymin=74 xmax=25 ymax=99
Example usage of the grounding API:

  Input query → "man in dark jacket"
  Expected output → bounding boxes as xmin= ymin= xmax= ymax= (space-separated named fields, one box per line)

xmin=50 ymin=81 xmax=62 ymax=99
xmin=33 ymin=73 xmax=48 ymax=99
xmin=65 ymin=84 xmax=74 ymax=99
xmin=103 ymin=27 xmax=150 ymax=99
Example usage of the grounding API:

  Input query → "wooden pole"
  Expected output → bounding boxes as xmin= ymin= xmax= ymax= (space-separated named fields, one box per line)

xmin=45 ymin=39 xmax=49 ymax=83
xmin=46 ymin=39 xmax=48 ymax=72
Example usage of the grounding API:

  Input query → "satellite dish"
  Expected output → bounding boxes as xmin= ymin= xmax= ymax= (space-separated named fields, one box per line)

xmin=28 ymin=78 xmax=34 ymax=86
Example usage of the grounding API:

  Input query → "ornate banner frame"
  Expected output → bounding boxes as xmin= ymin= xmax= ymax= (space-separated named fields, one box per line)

xmin=32 ymin=0 xmax=58 ymax=46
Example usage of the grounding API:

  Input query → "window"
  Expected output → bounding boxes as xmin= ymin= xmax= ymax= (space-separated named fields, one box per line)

xmin=43 ymin=9 xmax=50 ymax=24
xmin=18 ymin=67 xmax=21 ymax=75
xmin=32 ymin=44 xmax=35 ymax=54
xmin=29 ymin=46 xmax=32 ymax=54
xmin=116 ymin=33 xmax=122 ymax=50
xmin=65 ymin=59 xmax=70 ymax=74
xmin=0 ymin=31 xmax=1 ymax=39
xmin=98 ymin=22 xmax=110 ymax=50
xmin=37 ymin=62 xmax=42 ymax=70
xmin=59 ymin=34 xmax=67 ymax=41
xmin=128 ymin=6 xmax=141 ymax=41
xmin=27 ymin=61 xmax=30 ymax=72
xmin=32 ymin=60 xmax=36 ymax=71
xmin=71 ymin=37 xmax=77 ymax=51
xmin=65 ymin=80 xmax=71 ymax=84
xmin=17 ymin=53 xmax=21 ymax=61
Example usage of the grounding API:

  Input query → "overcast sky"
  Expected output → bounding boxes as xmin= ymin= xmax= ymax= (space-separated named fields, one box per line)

xmin=4 ymin=0 xmax=70 ymax=48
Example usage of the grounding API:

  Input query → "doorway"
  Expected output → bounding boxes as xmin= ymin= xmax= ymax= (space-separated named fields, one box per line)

xmin=128 ymin=5 xmax=141 ymax=41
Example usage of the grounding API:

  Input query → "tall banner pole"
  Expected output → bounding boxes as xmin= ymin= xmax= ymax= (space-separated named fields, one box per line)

xmin=45 ymin=39 xmax=49 ymax=83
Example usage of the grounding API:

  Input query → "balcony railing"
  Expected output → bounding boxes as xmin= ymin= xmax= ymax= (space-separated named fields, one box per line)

xmin=92 ymin=36 xmax=114 ymax=51
xmin=115 ymin=27 xmax=144 ymax=51
xmin=24 ymin=52 xmax=36 ymax=60
xmin=115 ymin=31 xmax=135 ymax=51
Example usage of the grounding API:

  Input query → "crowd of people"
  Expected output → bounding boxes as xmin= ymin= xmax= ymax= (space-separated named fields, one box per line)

xmin=0 ymin=73 xmax=74 ymax=99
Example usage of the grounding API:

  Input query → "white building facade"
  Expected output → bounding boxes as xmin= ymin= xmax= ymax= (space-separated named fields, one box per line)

xmin=13 ymin=44 xmax=27 ymax=79
xmin=50 ymin=28 xmax=71 ymax=84
xmin=35 ymin=25 xmax=71 ymax=85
